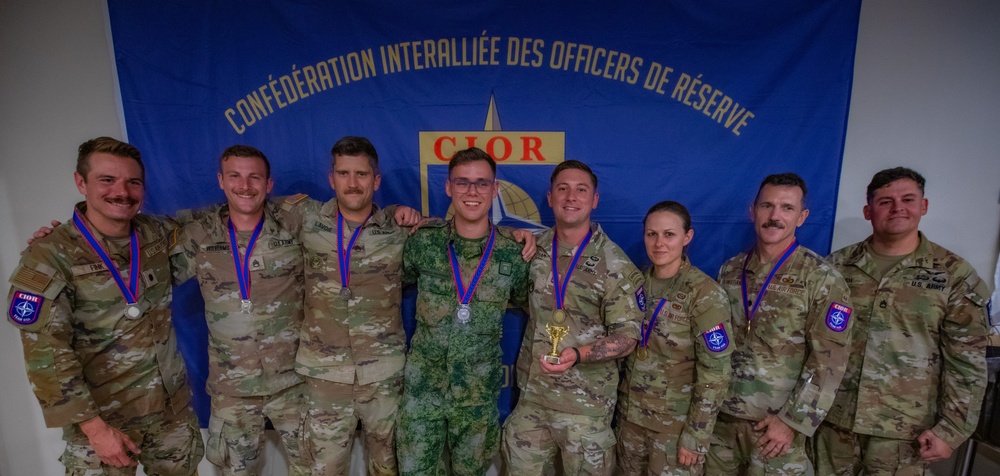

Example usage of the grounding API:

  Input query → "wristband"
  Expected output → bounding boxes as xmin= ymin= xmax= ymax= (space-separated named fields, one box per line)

xmin=572 ymin=347 xmax=581 ymax=367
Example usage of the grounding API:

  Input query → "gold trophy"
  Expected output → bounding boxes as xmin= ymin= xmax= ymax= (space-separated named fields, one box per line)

xmin=544 ymin=323 xmax=569 ymax=364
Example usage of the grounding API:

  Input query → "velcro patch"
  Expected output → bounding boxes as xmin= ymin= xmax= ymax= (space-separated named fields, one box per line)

xmin=9 ymin=290 xmax=44 ymax=325
xmin=12 ymin=266 xmax=52 ymax=293
xmin=703 ymin=324 xmax=729 ymax=352
xmin=635 ymin=285 xmax=646 ymax=312
xmin=826 ymin=302 xmax=852 ymax=332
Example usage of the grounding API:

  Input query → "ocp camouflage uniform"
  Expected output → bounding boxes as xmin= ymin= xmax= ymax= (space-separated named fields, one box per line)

xmin=708 ymin=245 xmax=852 ymax=476
xmin=810 ymin=233 xmax=989 ymax=476
xmin=279 ymin=196 xmax=408 ymax=476
xmin=171 ymin=201 xmax=308 ymax=476
xmin=396 ymin=221 xmax=529 ymax=476
xmin=502 ymin=223 xmax=644 ymax=476
xmin=6 ymin=202 xmax=203 ymax=475
xmin=616 ymin=257 xmax=734 ymax=476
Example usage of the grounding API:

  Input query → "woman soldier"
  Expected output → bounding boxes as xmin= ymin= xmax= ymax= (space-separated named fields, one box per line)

xmin=616 ymin=201 xmax=734 ymax=475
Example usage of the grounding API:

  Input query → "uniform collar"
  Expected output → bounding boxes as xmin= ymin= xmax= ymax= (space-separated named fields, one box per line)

xmin=320 ymin=198 xmax=387 ymax=228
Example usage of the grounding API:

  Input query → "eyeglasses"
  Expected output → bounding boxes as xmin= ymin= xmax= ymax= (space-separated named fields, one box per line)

xmin=449 ymin=179 xmax=495 ymax=193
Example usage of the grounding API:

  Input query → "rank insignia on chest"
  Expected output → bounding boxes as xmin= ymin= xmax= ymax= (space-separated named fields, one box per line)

xmin=635 ymin=285 xmax=646 ymax=312
xmin=250 ymin=257 xmax=264 ymax=271
xmin=9 ymin=290 xmax=44 ymax=325
xmin=703 ymin=324 xmax=729 ymax=352
xmin=826 ymin=302 xmax=852 ymax=332
xmin=142 ymin=269 xmax=159 ymax=287
xmin=499 ymin=261 xmax=512 ymax=276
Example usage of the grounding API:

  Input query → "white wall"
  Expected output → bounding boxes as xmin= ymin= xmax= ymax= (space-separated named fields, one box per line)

xmin=1 ymin=1 xmax=998 ymax=475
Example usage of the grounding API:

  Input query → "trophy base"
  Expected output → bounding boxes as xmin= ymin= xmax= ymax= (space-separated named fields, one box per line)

xmin=544 ymin=354 xmax=562 ymax=365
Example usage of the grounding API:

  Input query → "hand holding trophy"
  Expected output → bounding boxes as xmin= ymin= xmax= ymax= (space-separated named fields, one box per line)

xmin=544 ymin=323 xmax=569 ymax=364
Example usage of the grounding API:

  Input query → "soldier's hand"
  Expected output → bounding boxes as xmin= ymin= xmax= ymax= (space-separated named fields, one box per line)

xmin=754 ymin=415 xmax=795 ymax=459
xmin=677 ymin=447 xmax=704 ymax=466
xmin=512 ymin=228 xmax=537 ymax=261
xmin=79 ymin=416 xmax=140 ymax=467
xmin=917 ymin=429 xmax=953 ymax=462
xmin=408 ymin=217 xmax=438 ymax=235
xmin=539 ymin=348 xmax=576 ymax=375
xmin=394 ymin=206 xmax=422 ymax=227
xmin=27 ymin=220 xmax=61 ymax=245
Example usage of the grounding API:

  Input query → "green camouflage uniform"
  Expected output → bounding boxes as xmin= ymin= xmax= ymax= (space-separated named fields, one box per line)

xmin=502 ymin=224 xmax=644 ymax=476
xmin=280 ymin=196 xmax=408 ymax=476
xmin=708 ymin=244 xmax=852 ymax=476
xmin=811 ymin=233 xmax=989 ymax=476
xmin=6 ymin=202 xmax=203 ymax=475
xmin=396 ymin=221 xmax=529 ymax=476
xmin=171 ymin=201 xmax=308 ymax=476
xmin=616 ymin=257 xmax=734 ymax=476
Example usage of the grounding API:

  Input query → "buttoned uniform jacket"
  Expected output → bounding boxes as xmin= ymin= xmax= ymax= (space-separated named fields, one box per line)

xmin=716 ymin=244 xmax=852 ymax=436
xmin=825 ymin=233 xmax=990 ymax=448
xmin=6 ymin=202 xmax=190 ymax=428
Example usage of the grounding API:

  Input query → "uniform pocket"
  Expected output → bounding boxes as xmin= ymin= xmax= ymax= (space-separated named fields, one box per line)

xmin=580 ymin=426 xmax=617 ymax=476
xmin=206 ymin=415 xmax=230 ymax=467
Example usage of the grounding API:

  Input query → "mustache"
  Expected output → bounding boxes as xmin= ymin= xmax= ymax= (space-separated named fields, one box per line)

xmin=762 ymin=220 xmax=785 ymax=229
xmin=342 ymin=188 xmax=364 ymax=195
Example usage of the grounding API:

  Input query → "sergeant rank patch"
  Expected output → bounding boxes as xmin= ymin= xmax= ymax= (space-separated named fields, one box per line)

xmin=826 ymin=302 xmax=852 ymax=332
xmin=9 ymin=290 xmax=44 ymax=325
xmin=703 ymin=324 xmax=729 ymax=352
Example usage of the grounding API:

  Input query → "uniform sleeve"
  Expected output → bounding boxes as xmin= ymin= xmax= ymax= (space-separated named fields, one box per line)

xmin=274 ymin=194 xmax=310 ymax=235
xmin=932 ymin=266 xmax=990 ymax=448
xmin=602 ymin=265 xmax=644 ymax=340
xmin=402 ymin=233 xmax=420 ymax=286
xmin=680 ymin=282 xmax=734 ymax=454
xmin=169 ymin=224 xmax=197 ymax=285
xmin=509 ymin=255 xmax=531 ymax=310
xmin=777 ymin=266 xmax=853 ymax=436
xmin=7 ymin=257 xmax=100 ymax=428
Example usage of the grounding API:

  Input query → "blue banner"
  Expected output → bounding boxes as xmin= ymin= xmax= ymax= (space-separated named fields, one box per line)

xmin=108 ymin=0 xmax=861 ymax=424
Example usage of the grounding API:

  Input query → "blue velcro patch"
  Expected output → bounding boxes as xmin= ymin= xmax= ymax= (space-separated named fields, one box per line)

xmin=826 ymin=302 xmax=851 ymax=332
xmin=635 ymin=285 xmax=646 ymax=313
xmin=9 ymin=290 xmax=44 ymax=325
xmin=703 ymin=324 xmax=729 ymax=352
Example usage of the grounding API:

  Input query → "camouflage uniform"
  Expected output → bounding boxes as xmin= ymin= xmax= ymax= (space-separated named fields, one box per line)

xmin=616 ymin=257 xmax=734 ymax=476
xmin=502 ymin=224 xmax=644 ymax=476
xmin=6 ymin=202 xmax=203 ymax=475
xmin=708 ymin=244 xmax=852 ymax=476
xmin=280 ymin=196 xmax=408 ymax=476
xmin=171 ymin=201 xmax=308 ymax=476
xmin=811 ymin=233 xmax=989 ymax=476
xmin=396 ymin=221 xmax=529 ymax=476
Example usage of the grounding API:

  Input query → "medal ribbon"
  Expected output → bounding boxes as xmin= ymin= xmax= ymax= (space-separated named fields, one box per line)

xmin=72 ymin=210 xmax=140 ymax=305
xmin=448 ymin=226 xmax=497 ymax=305
xmin=741 ymin=240 xmax=799 ymax=323
xmin=337 ymin=211 xmax=371 ymax=289
xmin=551 ymin=228 xmax=593 ymax=311
xmin=640 ymin=298 xmax=670 ymax=349
xmin=227 ymin=217 xmax=265 ymax=302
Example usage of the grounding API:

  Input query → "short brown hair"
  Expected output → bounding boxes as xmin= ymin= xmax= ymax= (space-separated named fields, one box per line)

xmin=550 ymin=160 xmax=597 ymax=189
xmin=77 ymin=137 xmax=144 ymax=181
xmin=219 ymin=145 xmax=270 ymax=179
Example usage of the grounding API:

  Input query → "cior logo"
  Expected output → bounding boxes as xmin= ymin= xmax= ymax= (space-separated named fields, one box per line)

xmin=417 ymin=95 xmax=564 ymax=229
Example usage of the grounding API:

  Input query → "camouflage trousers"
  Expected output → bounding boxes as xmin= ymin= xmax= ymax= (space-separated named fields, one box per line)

xmin=60 ymin=405 xmax=204 ymax=476
xmin=616 ymin=418 xmax=703 ymax=476
xmin=206 ymin=383 xmax=309 ymax=476
xmin=305 ymin=375 xmax=402 ymax=476
xmin=396 ymin=393 xmax=499 ymax=476
xmin=501 ymin=400 xmax=616 ymax=476
xmin=705 ymin=413 xmax=811 ymax=476
xmin=809 ymin=421 xmax=927 ymax=476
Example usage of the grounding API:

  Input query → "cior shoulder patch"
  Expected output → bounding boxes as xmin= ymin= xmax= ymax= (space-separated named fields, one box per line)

xmin=635 ymin=285 xmax=647 ymax=312
xmin=703 ymin=324 xmax=729 ymax=352
xmin=826 ymin=302 xmax=852 ymax=332
xmin=9 ymin=290 xmax=44 ymax=325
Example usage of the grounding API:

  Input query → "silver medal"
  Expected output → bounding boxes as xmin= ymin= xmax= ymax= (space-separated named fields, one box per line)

xmin=124 ymin=304 xmax=142 ymax=319
xmin=240 ymin=299 xmax=254 ymax=313
xmin=340 ymin=287 xmax=352 ymax=300
xmin=456 ymin=304 xmax=471 ymax=324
